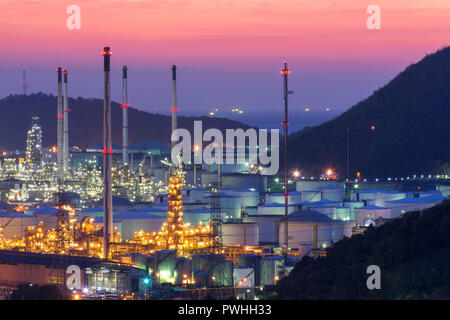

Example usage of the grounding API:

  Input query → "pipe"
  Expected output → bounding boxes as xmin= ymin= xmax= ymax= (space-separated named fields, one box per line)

xmin=63 ymin=70 xmax=69 ymax=172
xmin=171 ymin=65 xmax=177 ymax=152
xmin=122 ymin=65 xmax=129 ymax=165
xmin=102 ymin=47 xmax=113 ymax=260
xmin=282 ymin=62 xmax=290 ymax=257
xmin=56 ymin=67 xmax=63 ymax=179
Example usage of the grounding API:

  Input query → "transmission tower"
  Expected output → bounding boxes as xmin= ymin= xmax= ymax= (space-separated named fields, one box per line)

xmin=209 ymin=189 xmax=223 ymax=254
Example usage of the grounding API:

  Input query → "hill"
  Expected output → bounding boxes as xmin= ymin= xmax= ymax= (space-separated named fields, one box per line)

xmin=275 ymin=200 xmax=450 ymax=299
xmin=0 ymin=93 xmax=252 ymax=150
xmin=287 ymin=46 xmax=450 ymax=179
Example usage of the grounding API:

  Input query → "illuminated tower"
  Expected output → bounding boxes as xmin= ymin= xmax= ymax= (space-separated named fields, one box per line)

xmin=163 ymin=169 xmax=185 ymax=250
xmin=25 ymin=117 xmax=42 ymax=170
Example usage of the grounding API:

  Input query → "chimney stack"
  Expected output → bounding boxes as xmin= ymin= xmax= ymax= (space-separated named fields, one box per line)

xmin=56 ymin=67 xmax=63 ymax=179
xmin=102 ymin=47 xmax=113 ymax=260
xmin=63 ymin=70 xmax=69 ymax=172
xmin=171 ymin=65 xmax=177 ymax=154
xmin=122 ymin=65 xmax=129 ymax=165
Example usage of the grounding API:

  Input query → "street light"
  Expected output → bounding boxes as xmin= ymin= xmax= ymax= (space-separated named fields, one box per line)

xmin=143 ymin=278 xmax=150 ymax=300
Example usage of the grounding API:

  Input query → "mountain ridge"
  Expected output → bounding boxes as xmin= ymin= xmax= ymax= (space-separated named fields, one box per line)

xmin=0 ymin=93 xmax=253 ymax=151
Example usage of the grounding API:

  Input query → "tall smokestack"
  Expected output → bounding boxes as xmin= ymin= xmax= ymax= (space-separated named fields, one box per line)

xmin=122 ymin=65 xmax=129 ymax=165
xmin=102 ymin=47 xmax=113 ymax=260
xmin=56 ymin=67 xmax=63 ymax=179
xmin=63 ymin=70 xmax=69 ymax=172
xmin=171 ymin=65 xmax=177 ymax=153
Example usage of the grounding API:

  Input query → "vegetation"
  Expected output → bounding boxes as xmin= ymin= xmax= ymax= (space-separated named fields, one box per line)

xmin=275 ymin=200 xmax=450 ymax=299
xmin=0 ymin=93 xmax=251 ymax=150
xmin=287 ymin=46 xmax=450 ymax=179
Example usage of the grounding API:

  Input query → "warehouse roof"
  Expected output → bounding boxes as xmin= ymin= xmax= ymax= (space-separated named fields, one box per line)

xmin=259 ymin=203 xmax=296 ymax=207
xmin=114 ymin=211 xmax=164 ymax=220
xmin=266 ymin=191 xmax=301 ymax=197
xmin=94 ymin=196 xmax=133 ymax=207
xmin=355 ymin=205 xmax=389 ymax=210
xmin=387 ymin=194 xmax=448 ymax=204
xmin=294 ymin=199 xmax=341 ymax=206
xmin=285 ymin=210 xmax=335 ymax=223
xmin=356 ymin=189 xmax=384 ymax=194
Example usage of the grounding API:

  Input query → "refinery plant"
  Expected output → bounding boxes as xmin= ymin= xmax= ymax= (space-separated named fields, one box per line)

xmin=1 ymin=47 xmax=449 ymax=301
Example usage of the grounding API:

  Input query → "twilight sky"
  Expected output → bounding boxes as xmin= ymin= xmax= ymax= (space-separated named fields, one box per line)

xmin=1 ymin=0 xmax=449 ymax=131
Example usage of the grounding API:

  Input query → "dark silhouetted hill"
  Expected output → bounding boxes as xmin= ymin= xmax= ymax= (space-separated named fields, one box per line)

xmin=287 ymin=46 xmax=450 ymax=179
xmin=0 ymin=93 xmax=252 ymax=150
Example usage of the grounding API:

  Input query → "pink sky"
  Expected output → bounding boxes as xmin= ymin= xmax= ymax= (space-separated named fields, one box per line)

xmin=1 ymin=0 xmax=449 ymax=68
xmin=0 ymin=0 xmax=449 ymax=131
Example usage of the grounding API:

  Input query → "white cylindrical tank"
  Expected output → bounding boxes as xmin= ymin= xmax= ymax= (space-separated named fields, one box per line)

xmin=296 ymin=180 xmax=343 ymax=192
xmin=222 ymin=222 xmax=259 ymax=246
xmin=354 ymin=206 xmax=391 ymax=226
xmin=307 ymin=206 xmax=335 ymax=219
xmin=231 ymin=189 xmax=259 ymax=208
xmin=265 ymin=192 xmax=301 ymax=205
xmin=300 ymin=190 xmax=321 ymax=203
xmin=256 ymin=203 xmax=296 ymax=215
xmin=320 ymin=186 xmax=345 ymax=202
xmin=234 ymin=267 xmax=255 ymax=288
xmin=344 ymin=201 xmax=365 ymax=220
xmin=334 ymin=207 xmax=350 ymax=220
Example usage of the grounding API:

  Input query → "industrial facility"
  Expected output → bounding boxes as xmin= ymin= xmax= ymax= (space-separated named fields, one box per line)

xmin=0 ymin=47 xmax=449 ymax=300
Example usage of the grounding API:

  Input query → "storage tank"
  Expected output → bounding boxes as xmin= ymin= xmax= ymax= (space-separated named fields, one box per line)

xmin=276 ymin=265 xmax=294 ymax=280
xmin=222 ymin=222 xmax=259 ymax=246
xmin=155 ymin=250 xmax=176 ymax=284
xmin=210 ymin=259 xmax=234 ymax=287
xmin=231 ymin=189 xmax=259 ymax=208
xmin=256 ymin=203 xmax=296 ymax=215
xmin=308 ymin=205 xmax=335 ymax=219
xmin=260 ymin=257 xmax=283 ymax=286
xmin=131 ymin=254 xmax=147 ymax=270
xmin=221 ymin=174 xmax=267 ymax=193
xmin=265 ymin=191 xmax=301 ymax=205
xmin=193 ymin=270 xmax=209 ymax=287
xmin=319 ymin=186 xmax=345 ymax=202
xmin=205 ymin=193 xmax=241 ymax=220
xmin=343 ymin=201 xmax=365 ymax=220
xmin=296 ymin=180 xmax=343 ymax=192
xmin=334 ymin=207 xmax=350 ymax=220
xmin=175 ymin=257 xmax=192 ymax=284
xmin=354 ymin=206 xmax=392 ymax=225
xmin=299 ymin=243 xmax=313 ymax=259
xmin=374 ymin=191 xmax=406 ymax=207
xmin=300 ymin=190 xmax=321 ymax=203
xmin=234 ymin=267 xmax=255 ymax=288
xmin=239 ymin=254 xmax=261 ymax=286
xmin=191 ymin=254 xmax=210 ymax=272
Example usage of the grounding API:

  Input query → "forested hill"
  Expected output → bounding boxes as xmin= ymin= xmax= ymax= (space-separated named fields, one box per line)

xmin=0 ymin=93 xmax=252 ymax=150
xmin=287 ymin=46 xmax=450 ymax=179
xmin=275 ymin=200 xmax=450 ymax=299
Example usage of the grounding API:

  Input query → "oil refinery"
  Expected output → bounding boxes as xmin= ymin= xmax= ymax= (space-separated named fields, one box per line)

xmin=0 ymin=47 xmax=449 ymax=301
